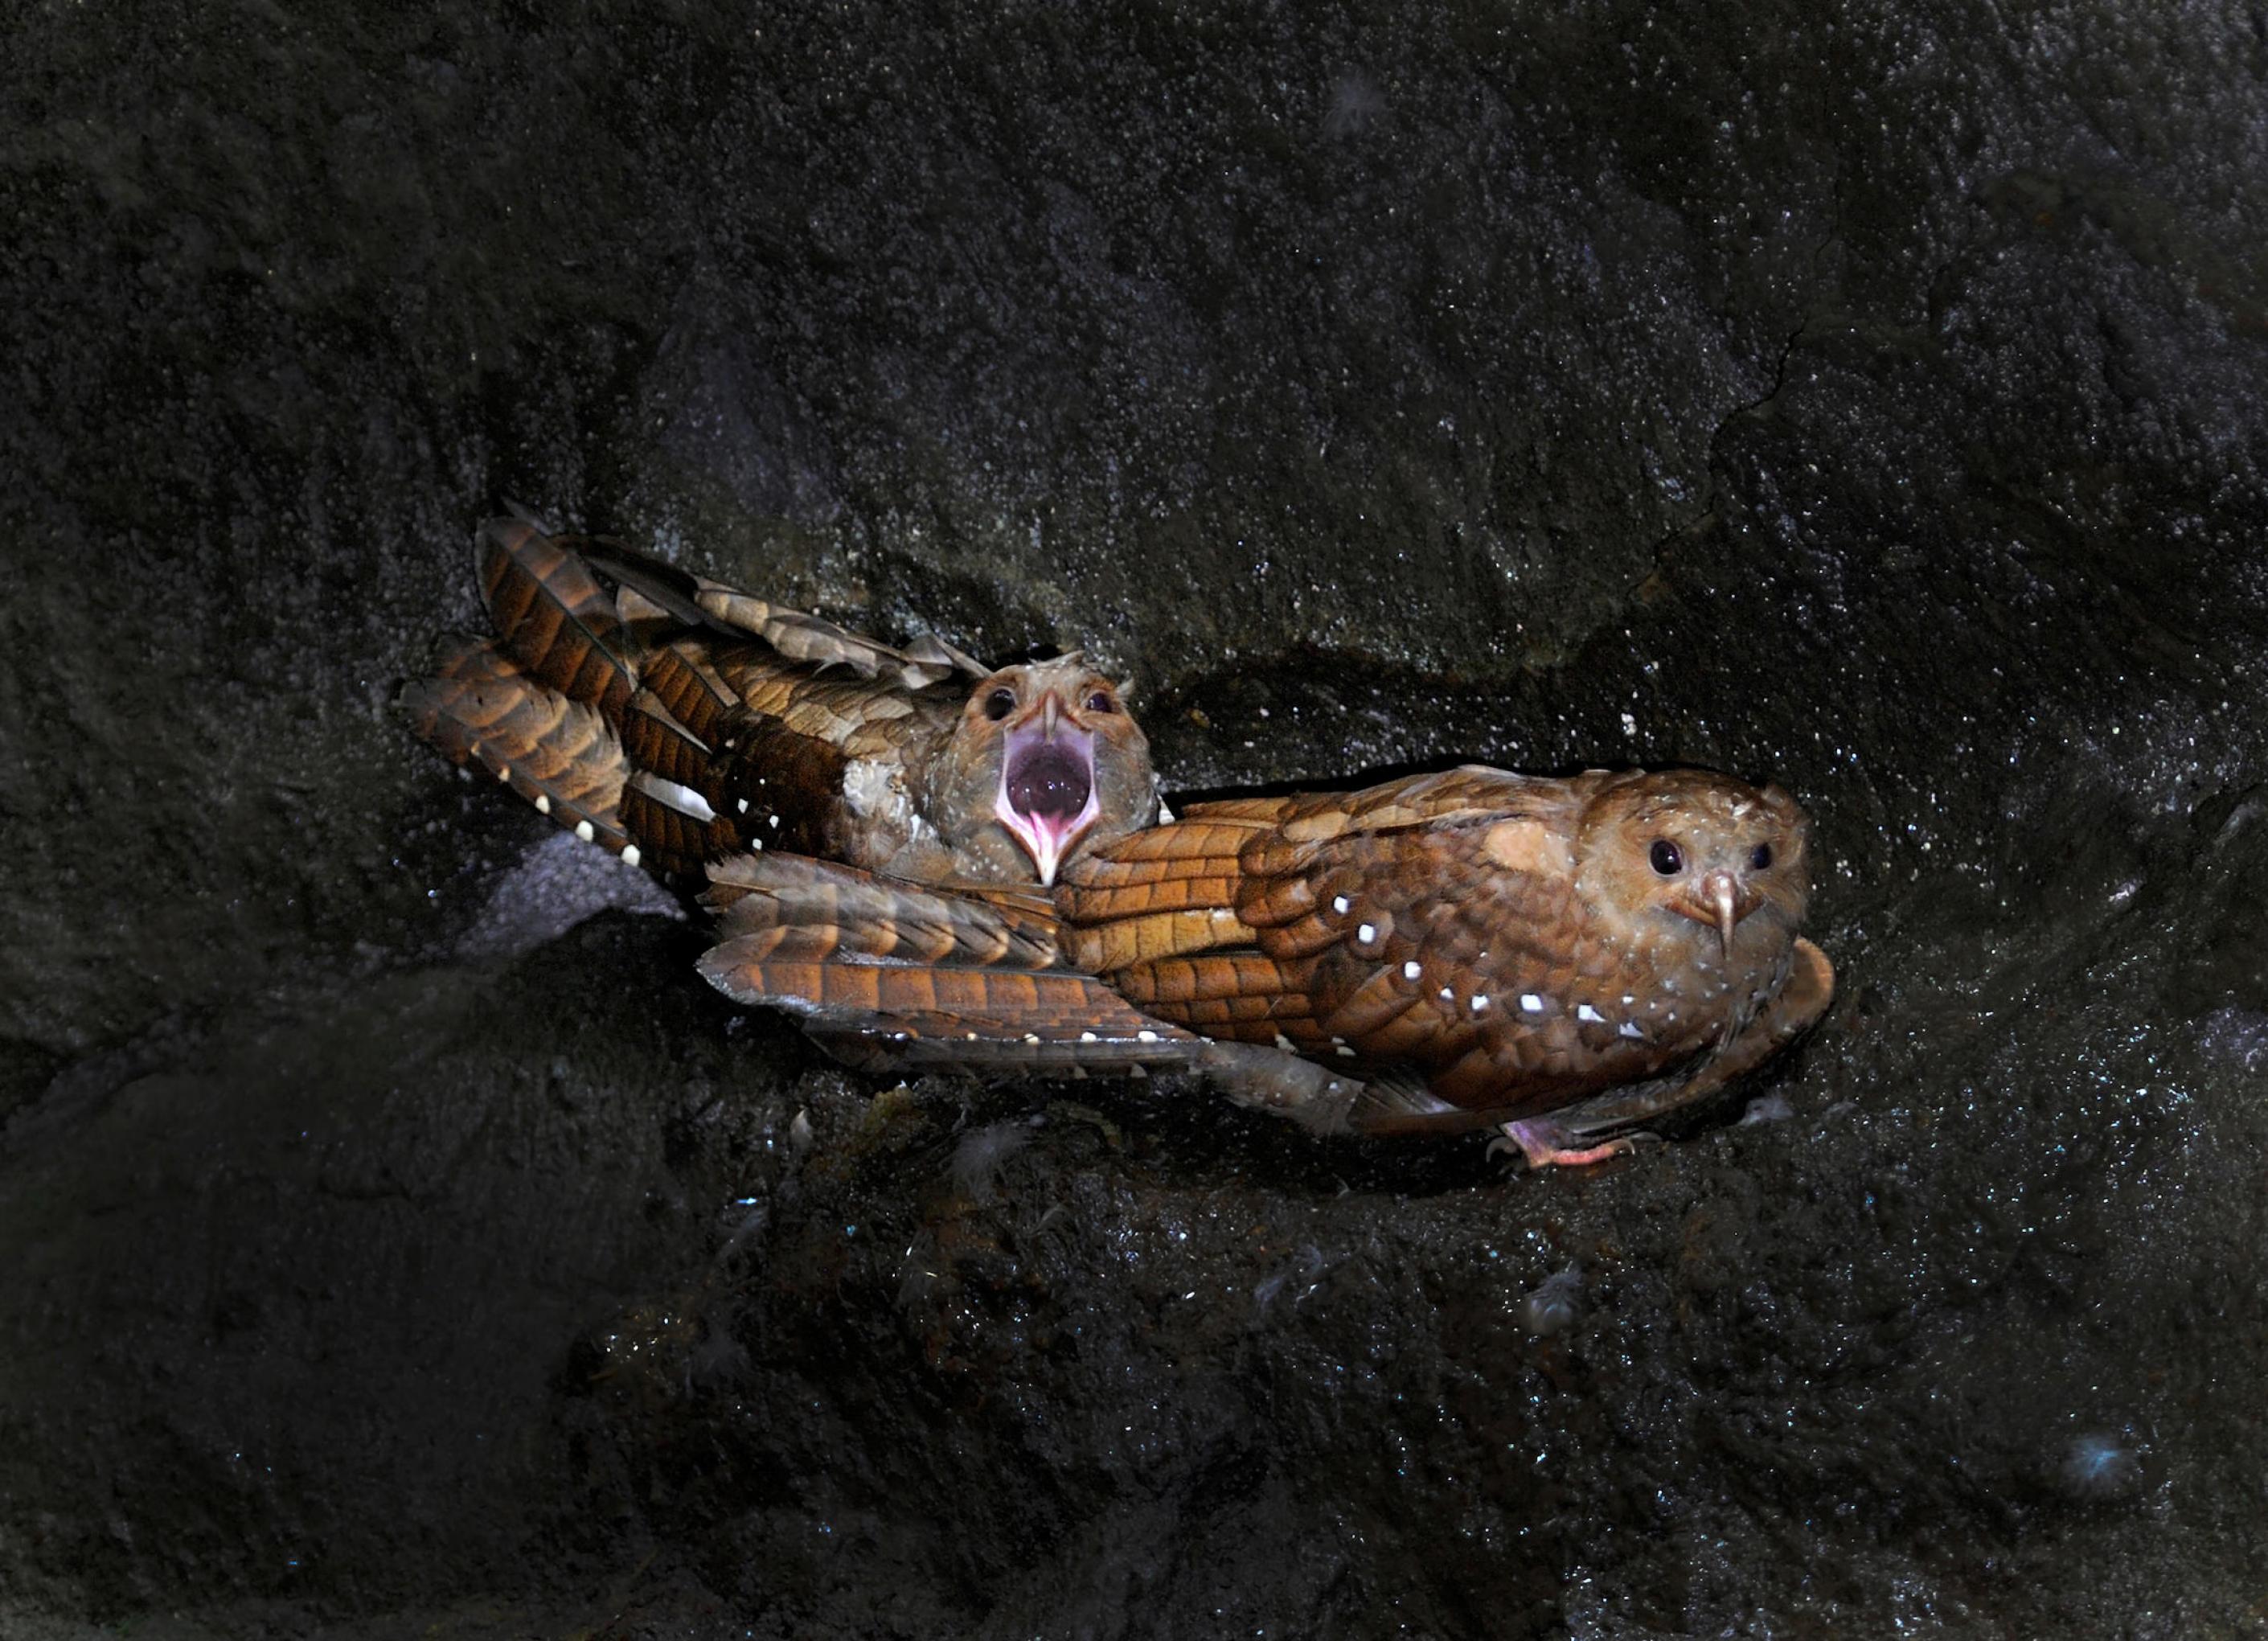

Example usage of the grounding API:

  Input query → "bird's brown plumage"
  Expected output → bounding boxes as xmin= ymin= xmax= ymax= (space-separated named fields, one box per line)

xmin=403 ymin=517 xmax=1161 ymax=886
xmin=694 ymin=765 xmax=1835 ymax=1150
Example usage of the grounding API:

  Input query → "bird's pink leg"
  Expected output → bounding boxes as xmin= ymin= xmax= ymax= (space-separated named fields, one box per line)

xmin=1487 ymin=1122 xmax=1638 ymax=1169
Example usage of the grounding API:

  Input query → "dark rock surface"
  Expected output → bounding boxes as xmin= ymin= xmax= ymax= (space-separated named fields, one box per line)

xmin=5 ymin=2 xmax=2266 ymax=1635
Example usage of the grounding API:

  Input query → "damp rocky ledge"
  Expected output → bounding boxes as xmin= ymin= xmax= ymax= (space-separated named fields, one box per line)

xmin=4 ymin=3 xmax=2266 ymax=1637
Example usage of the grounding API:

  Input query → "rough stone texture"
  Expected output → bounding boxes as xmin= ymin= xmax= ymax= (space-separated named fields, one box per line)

xmin=4 ymin=2 xmax=2266 ymax=1635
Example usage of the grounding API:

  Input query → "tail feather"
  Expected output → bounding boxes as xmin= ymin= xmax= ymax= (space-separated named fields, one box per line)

xmin=637 ymin=642 xmax=733 ymax=747
xmin=704 ymin=854 xmax=1060 ymax=967
xmin=1068 ymin=817 xmax=1269 ymax=873
xmin=475 ymin=519 xmax=638 ymax=720
xmin=618 ymin=690 xmax=713 ymax=790
xmin=401 ymin=638 xmax=634 ymax=855
xmin=617 ymin=775 xmax=716 ymax=879
xmin=695 ymin=855 xmax=1200 ymax=1069
xmin=695 ymin=588 xmax=980 ymax=689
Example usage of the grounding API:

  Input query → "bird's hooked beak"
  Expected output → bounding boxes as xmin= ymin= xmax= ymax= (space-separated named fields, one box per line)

xmin=993 ymin=690 xmax=1099 ymax=885
xmin=1674 ymin=869 xmax=1752 ymax=956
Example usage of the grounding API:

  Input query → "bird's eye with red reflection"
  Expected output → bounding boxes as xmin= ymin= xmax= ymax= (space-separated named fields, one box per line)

xmin=984 ymin=687 xmax=1017 ymax=721
xmin=1085 ymin=690 xmax=1116 ymax=713
xmin=1648 ymin=839 xmax=1684 ymax=876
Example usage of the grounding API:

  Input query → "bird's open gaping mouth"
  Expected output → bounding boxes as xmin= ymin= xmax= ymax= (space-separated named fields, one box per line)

xmin=995 ymin=715 xmax=1100 ymax=885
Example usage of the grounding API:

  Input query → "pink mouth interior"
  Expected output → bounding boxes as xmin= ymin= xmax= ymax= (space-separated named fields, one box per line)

xmin=1006 ymin=741 xmax=1093 ymax=823
xmin=995 ymin=722 xmax=1099 ymax=882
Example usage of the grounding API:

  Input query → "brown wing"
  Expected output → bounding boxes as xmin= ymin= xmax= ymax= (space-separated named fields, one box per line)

xmin=696 ymin=586 xmax=985 ymax=689
xmin=1058 ymin=766 xmax=1592 ymax=973
xmin=417 ymin=521 xmax=961 ymax=877
xmin=696 ymin=855 xmax=1200 ymax=1072
xmin=400 ymin=637 xmax=638 ymax=859
xmin=576 ymin=534 xmax=986 ymax=688
xmin=476 ymin=519 xmax=639 ymax=720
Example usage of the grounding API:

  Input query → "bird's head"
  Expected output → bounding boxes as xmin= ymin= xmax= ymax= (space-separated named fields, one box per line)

xmin=1577 ymin=769 xmax=1812 ymax=957
xmin=952 ymin=654 xmax=1157 ymax=884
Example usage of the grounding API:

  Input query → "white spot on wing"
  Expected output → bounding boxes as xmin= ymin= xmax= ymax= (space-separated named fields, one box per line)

xmin=1520 ymin=994 xmax=1544 ymax=1013
xmin=1577 ymin=1003 xmax=1605 ymax=1024
xmin=1356 ymin=923 xmax=1376 ymax=945
xmin=1332 ymin=896 xmax=1351 ymax=915
xmin=534 ymin=794 xmax=550 ymax=814
xmin=642 ymin=776 xmax=716 ymax=823
xmin=1402 ymin=961 xmax=1421 ymax=980
xmin=1619 ymin=1021 xmax=1645 ymax=1039
xmin=620 ymin=843 xmax=642 ymax=868
xmin=574 ymin=820 xmax=595 ymax=843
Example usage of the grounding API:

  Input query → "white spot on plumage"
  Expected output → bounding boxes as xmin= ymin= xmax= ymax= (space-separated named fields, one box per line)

xmin=1023 ymin=1034 xmax=1040 ymax=1044
xmin=621 ymin=843 xmax=641 ymax=868
xmin=1402 ymin=961 xmax=1421 ymax=981
xmin=496 ymin=765 xmax=511 ymax=782
xmin=737 ymin=798 xmax=749 ymax=814
xmin=1332 ymin=895 xmax=1351 ymax=915
xmin=1080 ymin=1032 xmax=1098 ymax=1042
xmin=768 ymin=814 xmax=780 ymax=828
xmin=642 ymin=776 xmax=716 ymax=823
xmin=534 ymin=794 xmax=550 ymax=814
xmin=1437 ymin=987 xmax=1454 ymax=1003
xmin=1577 ymin=1003 xmax=1605 ymax=1024
xmin=1137 ymin=1029 xmax=1160 ymax=1043
xmin=1335 ymin=1044 xmax=1356 ymax=1058
xmin=1273 ymin=1032 xmax=1296 ymax=1052
xmin=575 ymin=820 xmax=595 ymax=843
xmin=1520 ymin=994 xmax=1544 ymax=1013
xmin=1619 ymin=1021 xmax=1645 ymax=1039
xmin=1356 ymin=923 xmax=1376 ymax=945
xmin=1470 ymin=995 xmax=1489 ymax=1012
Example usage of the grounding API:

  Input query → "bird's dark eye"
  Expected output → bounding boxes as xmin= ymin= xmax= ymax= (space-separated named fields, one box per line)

xmin=1085 ymin=690 xmax=1115 ymax=714
xmin=983 ymin=687 xmax=1016 ymax=721
xmin=1750 ymin=843 xmax=1774 ymax=870
xmin=1649 ymin=839 xmax=1684 ymax=876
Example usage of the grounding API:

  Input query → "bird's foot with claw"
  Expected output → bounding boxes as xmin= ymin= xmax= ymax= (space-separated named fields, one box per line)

xmin=1487 ymin=1122 xmax=1655 ymax=1170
